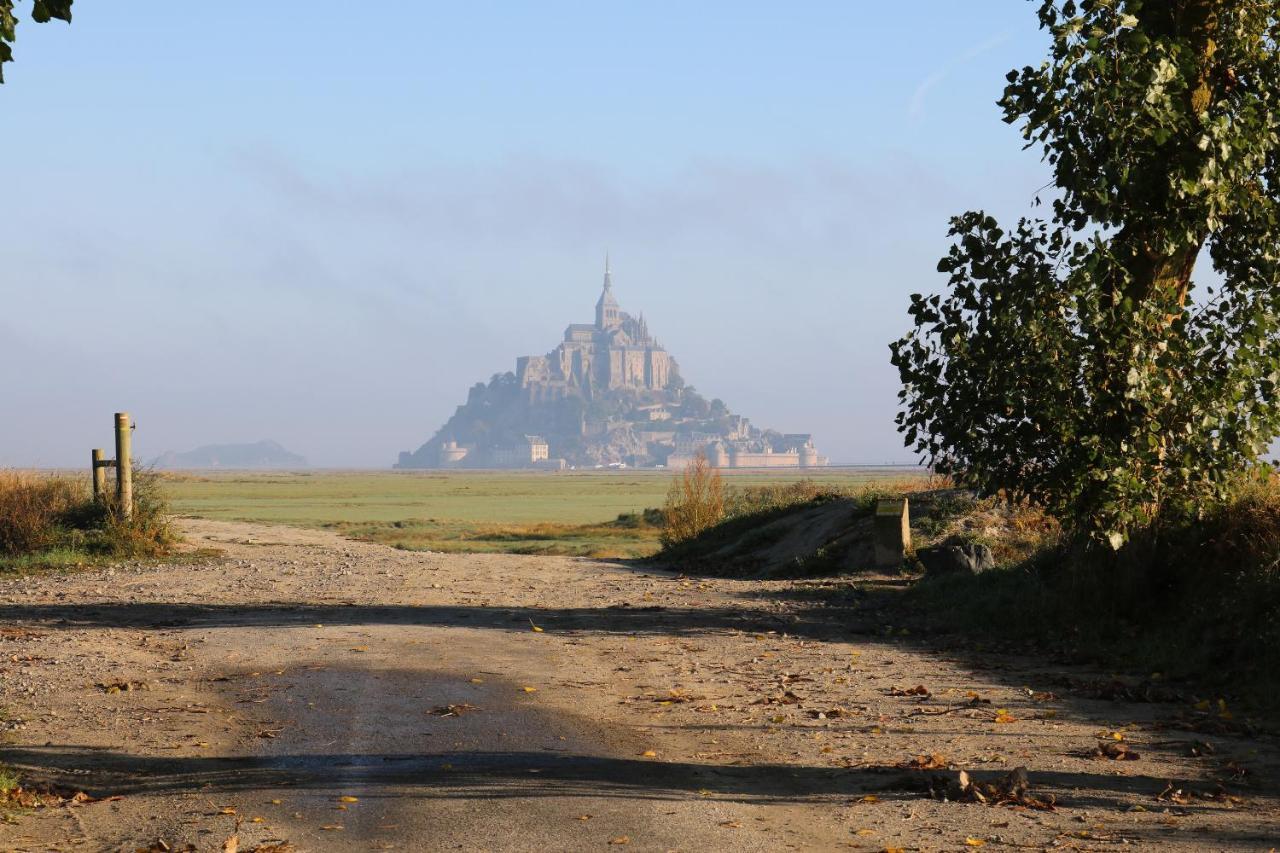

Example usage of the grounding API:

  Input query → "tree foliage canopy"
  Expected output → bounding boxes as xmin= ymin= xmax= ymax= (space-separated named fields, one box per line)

xmin=891 ymin=0 xmax=1280 ymax=546
xmin=0 ymin=0 xmax=72 ymax=82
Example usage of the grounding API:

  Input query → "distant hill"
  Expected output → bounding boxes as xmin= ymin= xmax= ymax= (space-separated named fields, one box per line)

xmin=154 ymin=440 xmax=308 ymax=470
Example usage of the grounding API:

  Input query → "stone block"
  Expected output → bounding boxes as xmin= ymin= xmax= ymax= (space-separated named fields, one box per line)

xmin=873 ymin=498 xmax=911 ymax=568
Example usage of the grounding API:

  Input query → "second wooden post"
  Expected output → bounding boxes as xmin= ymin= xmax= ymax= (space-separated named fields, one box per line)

xmin=91 ymin=449 xmax=108 ymax=501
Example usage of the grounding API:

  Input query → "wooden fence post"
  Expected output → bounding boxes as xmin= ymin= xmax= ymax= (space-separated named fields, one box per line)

xmin=91 ymin=449 xmax=107 ymax=501
xmin=114 ymin=412 xmax=132 ymax=519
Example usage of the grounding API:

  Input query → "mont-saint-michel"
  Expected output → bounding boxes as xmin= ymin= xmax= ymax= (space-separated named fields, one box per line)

xmin=396 ymin=261 xmax=828 ymax=470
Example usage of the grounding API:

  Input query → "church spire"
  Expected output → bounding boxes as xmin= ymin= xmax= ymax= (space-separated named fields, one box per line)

xmin=595 ymin=254 xmax=621 ymax=330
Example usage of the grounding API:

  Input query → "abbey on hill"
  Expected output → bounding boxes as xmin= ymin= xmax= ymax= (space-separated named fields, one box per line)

xmin=395 ymin=261 xmax=827 ymax=470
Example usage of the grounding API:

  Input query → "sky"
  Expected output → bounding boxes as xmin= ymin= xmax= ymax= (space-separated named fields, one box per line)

xmin=1 ymin=2 xmax=1055 ymax=467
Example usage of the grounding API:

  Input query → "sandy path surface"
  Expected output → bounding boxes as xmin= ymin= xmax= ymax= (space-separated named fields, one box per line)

xmin=0 ymin=518 xmax=1277 ymax=851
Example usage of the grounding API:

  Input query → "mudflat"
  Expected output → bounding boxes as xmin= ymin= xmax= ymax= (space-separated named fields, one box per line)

xmin=1 ymin=519 xmax=1276 ymax=851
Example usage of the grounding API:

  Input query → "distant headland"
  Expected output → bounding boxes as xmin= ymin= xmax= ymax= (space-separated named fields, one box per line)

xmin=155 ymin=440 xmax=308 ymax=470
xmin=396 ymin=260 xmax=827 ymax=470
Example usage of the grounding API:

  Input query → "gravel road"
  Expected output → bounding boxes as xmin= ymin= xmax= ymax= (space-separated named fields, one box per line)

xmin=0 ymin=518 xmax=1276 ymax=851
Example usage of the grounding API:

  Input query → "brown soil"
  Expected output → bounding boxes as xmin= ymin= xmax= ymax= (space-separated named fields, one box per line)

xmin=0 ymin=518 xmax=1276 ymax=851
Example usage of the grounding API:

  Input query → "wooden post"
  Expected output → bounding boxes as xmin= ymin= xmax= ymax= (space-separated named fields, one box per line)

xmin=114 ymin=412 xmax=133 ymax=519
xmin=873 ymin=497 xmax=911 ymax=568
xmin=91 ymin=449 xmax=107 ymax=501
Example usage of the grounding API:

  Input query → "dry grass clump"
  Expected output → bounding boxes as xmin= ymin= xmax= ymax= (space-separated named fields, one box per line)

xmin=0 ymin=471 xmax=86 ymax=556
xmin=725 ymin=479 xmax=834 ymax=518
xmin=0 ymin=468 xmax=175 ymax=567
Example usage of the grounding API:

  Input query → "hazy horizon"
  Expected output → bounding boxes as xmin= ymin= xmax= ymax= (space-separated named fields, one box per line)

xmin=2 ymin=3 xmax=1053 ymax=468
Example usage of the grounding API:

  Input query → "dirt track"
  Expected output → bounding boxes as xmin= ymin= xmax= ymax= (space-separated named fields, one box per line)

xmin=0 ymin=519 xmax=1277 ymax=851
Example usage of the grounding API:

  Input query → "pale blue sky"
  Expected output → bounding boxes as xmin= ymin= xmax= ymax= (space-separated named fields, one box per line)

xmin=2 ymin=2 xmax=1053 ymax=466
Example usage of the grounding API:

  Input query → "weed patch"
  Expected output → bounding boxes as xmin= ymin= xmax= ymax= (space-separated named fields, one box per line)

xmin=0 ymin=469 xmax=176 ymax=572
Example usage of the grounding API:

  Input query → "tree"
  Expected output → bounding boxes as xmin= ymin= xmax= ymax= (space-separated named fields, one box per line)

xmin=1 ymin=1 xmax=73 ymax=82
xmin=891 ymin=1 xmax=1280 ymax=546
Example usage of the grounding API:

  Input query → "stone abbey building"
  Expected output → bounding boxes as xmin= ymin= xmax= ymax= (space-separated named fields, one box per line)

xmin=516 ymin=260 xmax=673 ymax=400
xmin=395 ymin=261 xmax=826 ymax=470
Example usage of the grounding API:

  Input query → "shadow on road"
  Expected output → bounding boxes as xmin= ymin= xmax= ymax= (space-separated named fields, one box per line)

xmin=2 ymin=744 xmax=1227 ymax=815
xmin=0 ymin=600 xmax=831 ymax=637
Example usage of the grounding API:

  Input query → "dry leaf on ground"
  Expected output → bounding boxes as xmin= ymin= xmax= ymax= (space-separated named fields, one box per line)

xmin=888 ymin=685 xmax=931 ymax=698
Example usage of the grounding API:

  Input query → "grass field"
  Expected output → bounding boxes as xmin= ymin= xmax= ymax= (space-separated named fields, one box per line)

xmin=162 ymin=468 xmax=923 ymax=558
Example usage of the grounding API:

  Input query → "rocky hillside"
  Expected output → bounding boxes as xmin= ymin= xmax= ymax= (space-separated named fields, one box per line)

xmin=395 ymin=371 xmax=783 ymax=469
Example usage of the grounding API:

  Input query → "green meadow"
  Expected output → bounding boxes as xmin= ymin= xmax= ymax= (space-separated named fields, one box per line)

xmin=162 ymin=468 xmax=921 ymax=558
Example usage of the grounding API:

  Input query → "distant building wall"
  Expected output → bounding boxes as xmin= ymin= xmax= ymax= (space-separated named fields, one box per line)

xmin=438 ymin=441 xmax=470 ymax=467
xmin=517 ymin=355 xmax=550 ymax=387
xmin=728 ymin=449 xmax=802 ymax=468
xmin=646 ymin=349 xmax=670 ymax=389
xmin=490 ymin=436 xmax=550 ymax=467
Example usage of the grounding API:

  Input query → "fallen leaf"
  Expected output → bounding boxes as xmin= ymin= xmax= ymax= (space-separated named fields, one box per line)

xmin=609 ymin=837 xmax=630 ymax=845
xmin=338 ymin=796 xmax=358 ymax=803
xmin=1091 ymin=740 xmax=1140 ymax=761
xmin=889 ymin=685 xmax=931 ymax=698
xmin=319 ymin=825 xmax=344 ymax=831
xmin=965 ymin=839 xmax=986 ymax=847
xmin=641 ymin=750 xmax=657 ymax=758
xmin=1156 ymin=783 xmax=1190 ymax=804
xmin=529 ymin=620 xmax=544 ymax=633
xmin=901 ymin=753 xmax=949 ymax=771
xmin=522 ymin=686 xmax=537 ymax=693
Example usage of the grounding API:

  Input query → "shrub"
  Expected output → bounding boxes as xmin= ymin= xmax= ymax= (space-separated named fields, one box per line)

xmin=93 ymin=468 xmax=175 ymax=557
xmin=660 ymin=451 xmax=725 ymax=548
xmin=909 ymin=470 xmax=1280 ymax=700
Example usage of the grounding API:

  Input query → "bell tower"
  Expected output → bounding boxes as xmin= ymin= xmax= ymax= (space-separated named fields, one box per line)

xmin=595 ymin=253 xmax=621 ymax=330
